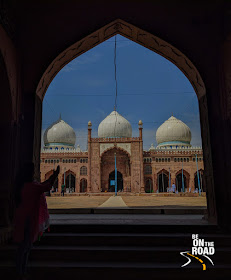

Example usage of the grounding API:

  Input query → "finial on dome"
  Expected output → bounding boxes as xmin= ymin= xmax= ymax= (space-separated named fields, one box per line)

xmin=114 ymin=105 xmax=116 ymax=111
xmin=138 ymin=120 xmax=143 ymax=127
xmin=88 ymin=121 xmax=92 ymax=127
xmin=59 ymin=113 xmax=62 ymax=120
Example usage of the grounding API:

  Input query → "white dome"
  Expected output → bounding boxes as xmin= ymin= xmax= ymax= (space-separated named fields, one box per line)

xmin=156 ymin=116 xmax=191 ymax=147
xmin=44 ymin=116 xmax=76 ymax=147
xmin=98 ymin=110 xmax=132 ymax=138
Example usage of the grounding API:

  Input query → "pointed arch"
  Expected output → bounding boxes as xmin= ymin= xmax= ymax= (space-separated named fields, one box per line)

xmin=36 ymin=19 xmax=205 ymax=101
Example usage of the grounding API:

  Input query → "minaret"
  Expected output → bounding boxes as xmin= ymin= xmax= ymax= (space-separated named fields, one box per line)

xmin=88 ymin=121 xmax=92 ymax=142
xmin=139 ymin=120 xmax=143 ymax=140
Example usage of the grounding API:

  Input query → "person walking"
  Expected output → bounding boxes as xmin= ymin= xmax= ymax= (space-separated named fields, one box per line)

xmin=61 ymin=184 xmax=65 ymax=196
xmin=13 ymin=162 xmax=60 ymax=280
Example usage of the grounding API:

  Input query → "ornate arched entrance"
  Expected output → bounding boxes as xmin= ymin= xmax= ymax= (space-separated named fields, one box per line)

xmin=80 ymin=178 xmax=87 ymax=193
xmin=145 ymin=178 xmax=153 ymax=193
xmin=157 ymin=171 xmax=169 ymax=192
xmin=65 ymin=173 xmax=76 ymax=193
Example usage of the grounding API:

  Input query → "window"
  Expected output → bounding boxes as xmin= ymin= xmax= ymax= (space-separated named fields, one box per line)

xmin=71 ymin=159 xmax=73 ymax=163
xmin=162 ymin=158 xmax=164 ymax=162
xmin=48 ymin=160 xmax=50 ymax=164
xmin=174 ymin=158 xmax=177 ymax=162
xmin=57 ymin=160 xmax=59 ymax=163
xmin=178 ymin=158 xmax=180 ymax=162
xmin=144 ymin=165 xmax=152 ymax=175
xmin=165 ymin=158 xmax=167 ymax=162
xmin=80 ymin=159 xmax=82 ymax=163
xmin=74 ymin=159 xmax=76 ymax=163
xmin=61 ymin=147 xmax=64 ymax=150
xmin=68 ymin=159 xmax=71 ymax=163
xmin=181 ymin=158 xmax=183 ymax=162
xmin=80 ymin=166 xmax=87 ymax=175
xmin=45 ymin=160 xmax=47 ymax=163
xmin=63 ymin=159 xmax=65 ymax=163
xmin=168 ymin=158 xmax=170 ymax=162
xmin=184 ymin=158 xmax=186 ymax=162
xmin=86 ymin=159 xmax=88 ymax=163
xmin=55 ymin=147 xmax=58 ymax=150
xmin=156 ymin=158 xmax=158 ymax=162
xmin=193 ymin=158 xmax=195 ymax=162
xmin=187 ymin=158 xmax=189 ymax=162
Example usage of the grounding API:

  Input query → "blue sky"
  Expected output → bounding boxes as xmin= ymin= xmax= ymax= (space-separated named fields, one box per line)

xmin=42 ymin=35 xmax=202 ymax=151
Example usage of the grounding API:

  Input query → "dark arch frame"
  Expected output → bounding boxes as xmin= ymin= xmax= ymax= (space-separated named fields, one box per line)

xmin=33 ymin=19 xmax=216 ymax=223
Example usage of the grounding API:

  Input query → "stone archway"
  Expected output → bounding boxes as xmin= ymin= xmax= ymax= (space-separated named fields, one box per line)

xmin=101 ymin=147 xmax=130 ymax=193
xmin=34 ymin=19 xmax=216 ymax=223
xmin=45 ymin=170 xmax=59 ymax=193
xmin=194 ymin=169 xmax=205 ymax=192
xmin=80 ymin=178 xmax=87 ymax=193
xmin=176 ymin=169 xmax=190 ymax=192
xmin=145 ymin=178 xmax=153 ymax=193
xmin=157 ymin=170 xmax=169 ymax=193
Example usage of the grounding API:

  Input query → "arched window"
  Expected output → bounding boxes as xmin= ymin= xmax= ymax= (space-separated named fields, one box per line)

xmin=80 ymin=159 xmax=82 ymax=163
xmin=57 ymin=160 xmax=59 ymax=163
xmin=162 ymin=158 xmax=164 ymax=162
xmin=55 ymin=147 xmax=58 ymax=150
xmin=61 ymin=147 xmax=64 ymax=150
xmin=168 ymin=158 xmax=170 ymax=162
xmin=48 ymin=160 xmax=50 ymax=164
xmin=86 ymin=159 xmax=88 ymax=163
xmin=80 ymin=166 xmax=87 ymax=175
xmin=74 ymin=159 xmax=76 ymax=163
xmin=144 ymin=165 xmax=152 ymax=175
xmin=156 ymin=158 xmax=158 ymax=162
xmin=45 ymin=160 xmax=47 ymax=163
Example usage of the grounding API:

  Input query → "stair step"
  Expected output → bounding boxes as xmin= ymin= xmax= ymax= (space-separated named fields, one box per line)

xmin=1 ymin=261 xmax=231 ymax=280
xmin=1 ymin=245 xmax=230 ymax=264
xmin=32 ymin=232 xmax=231 ymax=247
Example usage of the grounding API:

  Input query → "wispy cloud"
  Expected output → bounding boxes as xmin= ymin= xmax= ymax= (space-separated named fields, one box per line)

xmin=62 ymin=52 xmax=103 ymax=73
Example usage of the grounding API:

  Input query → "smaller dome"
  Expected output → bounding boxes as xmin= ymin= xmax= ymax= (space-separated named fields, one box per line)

xmin=156 ymin=116 xmax=191 ymax=147
xmin=138 ymin=120 xmax=143 ymax=125
xmin=44 ymin=116 xmax=76 ymax=147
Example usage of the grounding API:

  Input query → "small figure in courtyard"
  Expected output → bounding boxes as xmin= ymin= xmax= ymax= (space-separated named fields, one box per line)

xmin=61 ymin=184 xmax=65 ymax=196
xmin=13 ymin=162 xmax=60 ymax=280
xmin=172 ymin=183 xmax=176 ymax=193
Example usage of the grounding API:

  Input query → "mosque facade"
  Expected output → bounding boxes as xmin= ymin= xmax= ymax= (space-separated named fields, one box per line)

xmin=40 ymin=111 xmax=204 ymax=194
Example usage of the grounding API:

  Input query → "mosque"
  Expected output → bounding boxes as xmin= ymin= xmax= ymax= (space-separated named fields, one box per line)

xmin=40 ymin=110 xmax=204 ymax=194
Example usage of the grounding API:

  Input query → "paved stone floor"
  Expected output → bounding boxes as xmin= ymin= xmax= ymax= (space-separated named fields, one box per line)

xmin=46 ymin=195 xmax=207 ymax=209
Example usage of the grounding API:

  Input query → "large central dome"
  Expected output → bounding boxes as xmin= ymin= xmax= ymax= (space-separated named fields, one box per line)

xmin=98 ymin=110 xmax=132 ymax=138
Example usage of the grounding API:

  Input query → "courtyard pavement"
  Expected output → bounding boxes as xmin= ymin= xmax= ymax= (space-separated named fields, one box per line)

xmin=46 ymin=195 xmax=207 ymax=209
